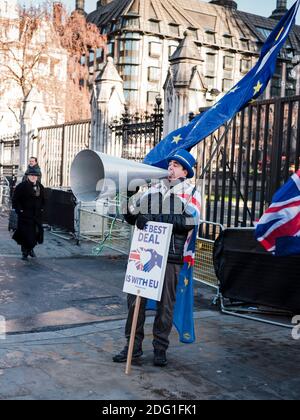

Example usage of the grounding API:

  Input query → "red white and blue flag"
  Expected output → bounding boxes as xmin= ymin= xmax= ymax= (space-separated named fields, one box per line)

xmin=145 ymin=180 xmax=201 ymax=343
xmin=173 ymin=186 xmax=201 ymax=343
xmin=255 ymin=170 xmax=300 ymax=257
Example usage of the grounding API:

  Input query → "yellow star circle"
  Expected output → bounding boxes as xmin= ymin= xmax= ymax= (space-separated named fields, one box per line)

xmin=172 ymin=134 xmax=183 ymax=144
xmin=253 ymin=80 xmax=263 ymax=96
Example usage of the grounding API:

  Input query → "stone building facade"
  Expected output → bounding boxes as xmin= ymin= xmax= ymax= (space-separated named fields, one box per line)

xmin=88 ymin=0 xmax=300 ymax=121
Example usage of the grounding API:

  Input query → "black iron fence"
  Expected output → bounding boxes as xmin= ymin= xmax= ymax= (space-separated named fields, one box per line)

xmin=109 ymin=97 xmax=164 ymax=161
xmin=195 ymin=95 xmax=300 ymax=232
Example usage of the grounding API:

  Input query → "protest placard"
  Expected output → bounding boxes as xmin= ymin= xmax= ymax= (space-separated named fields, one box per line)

xmin=123 ymin=222 xmax=173 ymax=301
xmin=123 ymin=221 xmax=173 ymax=374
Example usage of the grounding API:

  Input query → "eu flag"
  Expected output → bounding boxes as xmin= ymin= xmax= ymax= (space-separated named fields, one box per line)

xmin=144 ymin=0 xmax=300 ymax=168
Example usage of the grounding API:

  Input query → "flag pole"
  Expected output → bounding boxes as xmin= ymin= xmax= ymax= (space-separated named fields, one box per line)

xmin=199 ymin=117 xmax=234 ymax=180
xmin=194 ymin=116 xmax=253 ymax=224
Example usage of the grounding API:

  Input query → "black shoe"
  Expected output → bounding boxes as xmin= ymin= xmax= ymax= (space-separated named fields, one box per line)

xmin=22 ymin=253 xmax=29 ymax=261
xmin=112 ymin=346 xmax=143 ymax=363
xmin=29 ymin=250 xmax=36 ymax=258
xmin=153 ymin=349 xmax=168 ymax=367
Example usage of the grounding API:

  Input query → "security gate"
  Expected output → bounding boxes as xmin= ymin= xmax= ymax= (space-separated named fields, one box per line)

xmin=196 ymin=95 xmax=300 ymax=229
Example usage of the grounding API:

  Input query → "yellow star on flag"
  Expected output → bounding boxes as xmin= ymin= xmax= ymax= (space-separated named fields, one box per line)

xmin=172 ymin=134 xmax=183 ymax=144
xmin=253 ymin=80 xmax=263 ymax=96
xmin=184 ymin=278 xmax=189 ymax=287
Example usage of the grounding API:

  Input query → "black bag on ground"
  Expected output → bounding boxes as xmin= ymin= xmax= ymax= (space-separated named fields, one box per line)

xmin=8 ymin=209 xmax=18 ymax=232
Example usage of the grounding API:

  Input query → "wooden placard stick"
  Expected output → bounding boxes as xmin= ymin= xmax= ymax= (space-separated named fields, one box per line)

xmin=125 ymin=295 xmax=141 ymax=375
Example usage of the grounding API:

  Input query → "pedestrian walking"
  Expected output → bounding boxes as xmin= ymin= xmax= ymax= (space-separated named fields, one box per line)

xmin=12 ymin=167 xmax=45 ymax=260
xmin=113 ymin=150 xmax=199 ymax=367
xmin=22 ymin=157 xmax=42 ymax=183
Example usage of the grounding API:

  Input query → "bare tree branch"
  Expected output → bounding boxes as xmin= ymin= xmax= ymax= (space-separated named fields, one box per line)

xmin=0 ymin=3 xmax=107 ymax=125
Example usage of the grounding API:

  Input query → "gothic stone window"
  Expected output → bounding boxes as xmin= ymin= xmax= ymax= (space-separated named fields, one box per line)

xmin=119 ymin=65 xmax=139 ymax=90
xmin=223 ymin=34 xmax=233 ymax=48
xmin=206 ymin=53 xmax=216 ymax=75
xmin=149 ymin=20 xmax=160 ymax=33
xmin=169 ymin=24 xmax=180 ymax=37
xmin=119 ymin=33 xmax=141 ymax=65
xmin=148 ymin=67 xmax=160 ymax=83
xmin=122 ymin=17 xmax=140 ymax=29
xmin=107 ymin=41 xmax=115 ymax=57
xmin=240 ymin=39 xmax=249 ymax=50
xmin=149 ymin=42 xmax=162 ymax=59
xmin=124 ymin=89 xmax=139 ymax=104
xmin=224 ymin=56 xmax=234 ymax=70
xmin=240 ymin=58 xmax=251 ymax=74
xmin=205 ymin=30 xmax=216 ymax=44
xmin=187 ymin=27 xmax=198 ymax=40
xmin=223 ymin=78 xmax=233 ymax=92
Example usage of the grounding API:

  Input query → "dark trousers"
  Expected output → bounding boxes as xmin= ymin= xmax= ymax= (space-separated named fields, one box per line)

xmin=125 ymin=263 xmax=181 ymax=351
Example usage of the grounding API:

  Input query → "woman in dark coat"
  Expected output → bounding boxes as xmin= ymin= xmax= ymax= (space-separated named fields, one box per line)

xmin=12 ymin=167 xmax=45 ymax=260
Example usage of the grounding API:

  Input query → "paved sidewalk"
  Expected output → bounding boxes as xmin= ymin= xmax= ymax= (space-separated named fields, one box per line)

xmin=0 ymin=213 xmax=299 ymax=400
xmin=0 ymin=212 xmax=119 ymax=259
xmin=0 ymin=310 xmax=299 ymax=400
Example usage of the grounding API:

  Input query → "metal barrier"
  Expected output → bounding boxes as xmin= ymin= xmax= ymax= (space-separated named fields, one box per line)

xmin=75 ymin=201 xmax=133 ymax=256
xmin=0 ymin=177 xmax=11 ymax=212
xmin=194 ymin=221 xmax=224 ymax=289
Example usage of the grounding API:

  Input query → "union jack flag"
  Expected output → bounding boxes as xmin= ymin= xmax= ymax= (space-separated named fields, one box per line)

xmin=255 ymin=170 xmax=300 ymax=256
xmin=129 ymin=250 xmax=144 ymax=271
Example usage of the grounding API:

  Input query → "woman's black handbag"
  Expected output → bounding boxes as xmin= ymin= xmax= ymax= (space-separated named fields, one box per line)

xmin=8 ymin=209 xmax=18 ymax=232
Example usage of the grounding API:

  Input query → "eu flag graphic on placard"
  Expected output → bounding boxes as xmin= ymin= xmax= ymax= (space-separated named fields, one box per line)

xmin=144 ymin=0 xmax=300 ymax=169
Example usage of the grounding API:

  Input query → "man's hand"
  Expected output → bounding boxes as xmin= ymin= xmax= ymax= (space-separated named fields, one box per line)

xmin=136 ymin=214 xmax=149 ymax=230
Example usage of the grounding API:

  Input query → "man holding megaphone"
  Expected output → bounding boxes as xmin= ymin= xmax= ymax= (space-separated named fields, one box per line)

xmin=113 ymin=150 xmax=199 ymax=367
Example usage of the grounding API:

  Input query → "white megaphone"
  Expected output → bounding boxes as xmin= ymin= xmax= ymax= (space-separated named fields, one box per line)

xmin=70 ymin=150 xmax=169 ymax=202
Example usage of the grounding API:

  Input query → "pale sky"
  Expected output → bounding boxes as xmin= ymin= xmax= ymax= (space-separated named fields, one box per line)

xmin=18 ymin=1 xmax=300 ymax=23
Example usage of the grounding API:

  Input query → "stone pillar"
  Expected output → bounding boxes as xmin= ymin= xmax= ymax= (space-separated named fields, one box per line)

xmin=270 ymin=0 xmax=288 ymax=20
xmin=91 ymin=57 xmax=125 ymax=152
xmin=163 ymin=31 xmax=207 ymax=136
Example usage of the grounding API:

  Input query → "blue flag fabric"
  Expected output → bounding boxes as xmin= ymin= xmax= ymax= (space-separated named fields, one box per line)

xmin=144 ymin=0 xmax=300 ymax=169
xmin=173 ymin=226 xmax=198 ymax=343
